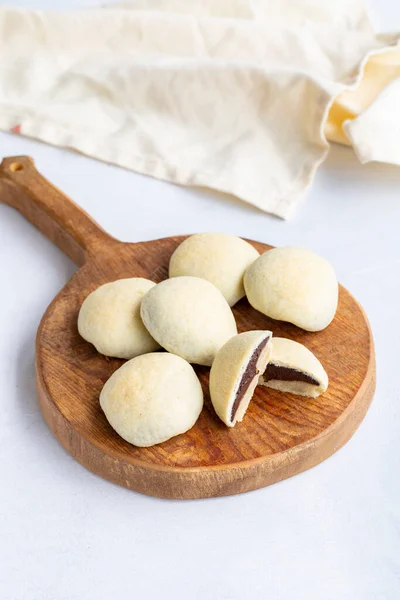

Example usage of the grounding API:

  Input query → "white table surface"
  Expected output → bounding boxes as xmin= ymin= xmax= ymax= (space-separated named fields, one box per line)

xmin=1 ymin=1 xmax=399 ymax=599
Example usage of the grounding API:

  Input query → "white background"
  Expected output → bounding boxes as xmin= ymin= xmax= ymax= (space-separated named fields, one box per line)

xmin=1 ymin=1 xmax=399 ymax=599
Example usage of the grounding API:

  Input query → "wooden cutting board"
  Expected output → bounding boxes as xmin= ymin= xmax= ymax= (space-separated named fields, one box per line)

xmin=0 ymin=156 xmax=376 ymax=499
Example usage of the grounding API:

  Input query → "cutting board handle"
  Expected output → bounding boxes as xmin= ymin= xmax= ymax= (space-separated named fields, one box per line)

xmin=0 ymin=156 xmax=116 ymax=266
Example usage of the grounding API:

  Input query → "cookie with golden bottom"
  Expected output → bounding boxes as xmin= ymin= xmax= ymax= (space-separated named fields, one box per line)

xmin=140 ymin=276 xmax=237 ymax=366
xmin=169 ymin=233 xmax=259 ymax=306
xmin=210 ymin=331 xmax=272 ymax=427
xmin=100 ymin=353 xmax=204 ymax=447
xmin=78 ymin=278 xmax=160 ymax=359
xmin=244 ymin=247 xmax=338 ymax=332
xmin=260 ymin=337 xmax=328 ymax=398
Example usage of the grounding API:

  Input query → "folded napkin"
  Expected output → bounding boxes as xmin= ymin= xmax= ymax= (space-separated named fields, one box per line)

xmin=326 ymin=47 xmax=400 ymax=165
xmin=0 ymin=1 xmax=398 ymax=217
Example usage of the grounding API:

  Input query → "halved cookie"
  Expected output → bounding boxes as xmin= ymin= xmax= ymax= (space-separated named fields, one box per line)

xmin=260 ymin=337 xmax=328 ymax=398
xmin=209 ymin=330 xmax=272 ymax=427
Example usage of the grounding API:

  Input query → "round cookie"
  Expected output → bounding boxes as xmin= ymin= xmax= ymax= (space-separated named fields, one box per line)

xmin=140 ymin=276 xmax=237 ymax=366
xmin=100 ymin=353 xmax=203 ymax=447
xmin=78 ymin=278 xmax=160 ymax=359
xmin=260 ymin=337 xmax=328 ymax=398
xmin=244 ymin=247 xmax=338 ymax=331
xmin=209 ymin=330 xmax=272 ymax=427
xmin=169 ymin=233 xmax=259 ymax=307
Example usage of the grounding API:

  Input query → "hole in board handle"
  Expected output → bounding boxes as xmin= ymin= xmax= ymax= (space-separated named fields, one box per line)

xmin=9 ymin=162 xmax=24 ymax=173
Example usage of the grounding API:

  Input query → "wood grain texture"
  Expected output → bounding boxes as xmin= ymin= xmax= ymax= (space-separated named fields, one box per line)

xmin=0 ymin=156 xmax=376 ymax=499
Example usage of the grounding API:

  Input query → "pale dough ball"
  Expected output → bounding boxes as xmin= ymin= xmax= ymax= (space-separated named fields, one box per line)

xmin=244 ymin=247 xmax=338 ymax=332
xmin=209 ymin=330 xmax=272 ymax=427
xmin=100 ymin=353 xmax=203 ymax=447
xmin=140 ymin=276 xmax=237 ymax=366
xmin=78 ymin=278 xmax=160 ymax=359
xmin=169 ymin=233 xmax=260 ymax=306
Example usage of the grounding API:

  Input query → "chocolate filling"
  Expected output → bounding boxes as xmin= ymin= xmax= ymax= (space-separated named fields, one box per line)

xmin=230 ymin=335 xmax=270 ymax=422
xmin=263 ymin=363 xmax=319 ymax=386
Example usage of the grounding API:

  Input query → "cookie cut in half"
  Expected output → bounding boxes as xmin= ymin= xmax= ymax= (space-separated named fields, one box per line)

xmin=210 ymin=331 xmax=272 ymax=427
xmin=260 ymin=337 xmax=328 ymax=398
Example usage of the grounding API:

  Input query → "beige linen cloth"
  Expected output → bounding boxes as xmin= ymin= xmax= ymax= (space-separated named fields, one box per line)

xmin=0 ymin=1 xmax=399 ymax=218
